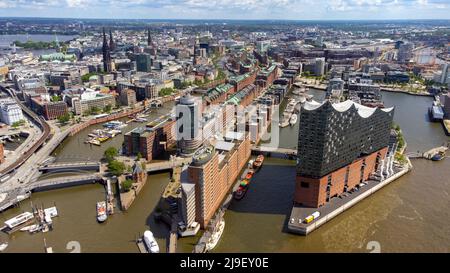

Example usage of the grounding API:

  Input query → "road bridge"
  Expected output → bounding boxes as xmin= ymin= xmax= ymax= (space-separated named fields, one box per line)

xmin=251 ymin=146 xmax=297 ymax=158
xmin=38 ymin=161 xmax=100 ymax=173
xmin=25 ymin=174 xmax=104 ymax=192
xmin=145 ymin=157 xmax=192 ymax=173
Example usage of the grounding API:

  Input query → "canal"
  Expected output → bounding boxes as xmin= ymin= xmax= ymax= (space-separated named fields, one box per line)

xmin=2 ymin=90 xmax=450 ymax=252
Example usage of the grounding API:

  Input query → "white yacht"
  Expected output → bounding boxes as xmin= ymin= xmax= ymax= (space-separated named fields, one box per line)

xmin=143 ymin=230 xmax=160 ymax=253
xmin=289 ymin=114 xmax=298 ymax=126
xmin=4 ymin=212 xmax=34 ymax=229
xmin=0 ymin=242 xmax=7 ymax=252
xmin=205 ymin=219 xmax=225 ymax=252
xmin=96 ymin=201 xmax=108 ymax=223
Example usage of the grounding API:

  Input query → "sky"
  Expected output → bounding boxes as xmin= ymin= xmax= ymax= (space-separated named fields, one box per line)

xmin=0 ymin=0 xmax=449 ymax=20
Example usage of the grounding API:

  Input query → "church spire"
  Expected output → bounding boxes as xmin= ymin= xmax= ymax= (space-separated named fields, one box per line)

xmin=102 ymin=27 xmax=112 ymax=73
xmin=147 ymin=28 xmax=152 ymax=46
xmin=109 ymin=29 xmax=115 ymax=51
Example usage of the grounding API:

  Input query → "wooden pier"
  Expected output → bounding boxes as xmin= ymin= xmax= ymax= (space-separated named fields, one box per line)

xmin=136 ymin=237 xmax=148 ymax=253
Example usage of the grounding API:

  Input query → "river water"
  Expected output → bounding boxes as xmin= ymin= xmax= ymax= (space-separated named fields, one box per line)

xmin=1 ymin=91 xmax=450 ymax=253
xmin=0 ymin=34 xmax=78 ymax=56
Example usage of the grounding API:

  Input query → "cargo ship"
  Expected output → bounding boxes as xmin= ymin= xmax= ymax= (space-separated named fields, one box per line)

xmin=96 ymin=201 xmax=108 ymax=223
xmin=253 ymin=155 xmax=264 ymax=170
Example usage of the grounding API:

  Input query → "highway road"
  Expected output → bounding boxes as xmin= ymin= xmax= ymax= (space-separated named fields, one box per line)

xmin=0 ymin=85 xmax=51 ymax=177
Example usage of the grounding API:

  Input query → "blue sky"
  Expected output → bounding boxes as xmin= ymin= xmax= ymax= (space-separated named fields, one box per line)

xmin=0 ymin=0 xmax=449 ymax=20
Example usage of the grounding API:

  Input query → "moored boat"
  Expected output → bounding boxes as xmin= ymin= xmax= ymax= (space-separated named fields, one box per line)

xmin=20 ymin=224 xmax=38 ymax=232
xmin=253 ymin=155 xmax=264 ymax=169
xmin=431 ymin=151 xmax=445 ymax=161
xmin=205 ymin=218 xmax=225 ymax=251
xmin=233 ymin=186 xmax=248 ymax=200
xmin=143 ymin=230 xmax=160 ymax=253
xmin=290 ymin=114 xmax=298 ymax=126
xmin=0 ymin=242 xmax=7 ymax=252
xmin=96 ymin=201 xmax=107 ymax=223
xmin=4 ymin=212 xmax=34 ymax=230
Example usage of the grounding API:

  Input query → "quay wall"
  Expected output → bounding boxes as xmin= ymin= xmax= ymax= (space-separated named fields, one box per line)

xmin=288 ymin=164 xmax=411 ymax=235
xmin=69 ymin=106 xmax=145 ymax=136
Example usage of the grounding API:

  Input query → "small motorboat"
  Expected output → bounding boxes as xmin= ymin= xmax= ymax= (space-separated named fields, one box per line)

xmin=20 ymin=224 xmax=38 ymax=232
xmin=0 ymin=242 xmax=8 ymax=252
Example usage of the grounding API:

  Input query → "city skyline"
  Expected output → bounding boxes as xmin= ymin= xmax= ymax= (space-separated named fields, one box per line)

xmin=0 ymin=0 xmax=449 ymax=20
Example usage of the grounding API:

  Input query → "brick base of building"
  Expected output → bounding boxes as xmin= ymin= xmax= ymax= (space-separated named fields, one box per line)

xmin=294 ymin=147 xmax=388 ymax=208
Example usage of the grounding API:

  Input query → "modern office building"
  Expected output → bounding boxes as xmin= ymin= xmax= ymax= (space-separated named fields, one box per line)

xmin=315 ymin=57 xmax=326 ymax=76
xmin=64 ymin=88 xmax=115 ymax=115
xmin=135 ymin=53 xmax=152 ymax=72
xmin=29 ymin=97 xmax=68 ymax=120
xmin=119 ymin=88 xmax=137 ymax=107
xmin=123 ymin=114 xmax=176 ymax=160
xmin=180 ymin=179 xmax=196 ymax=227
xmin=176 ymin=94 xmax=203 ymax=156
xmin=348 ymin=80 xmax=383 ymax=107
xmin=397 ymin=42 xmax=414 ymax=63
xmin=295 ymin=100 xmax=394 ymax=207
xmin=0 ymin=98 xmax=24 ymax=125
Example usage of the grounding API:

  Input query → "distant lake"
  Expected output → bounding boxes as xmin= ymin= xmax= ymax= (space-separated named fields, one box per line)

xmin=0 ymin=34 xmax=77 ymax=46
xmin=0 ymin=34 xmax=78 ymax=56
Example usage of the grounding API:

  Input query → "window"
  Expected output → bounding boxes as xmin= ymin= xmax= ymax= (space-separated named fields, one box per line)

xmin=300 ymin=182 xmax=309 ymax=188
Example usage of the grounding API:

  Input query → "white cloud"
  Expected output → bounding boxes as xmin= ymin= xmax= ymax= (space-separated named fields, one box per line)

xmin=66 ymin=0 xmax=89 ymax=8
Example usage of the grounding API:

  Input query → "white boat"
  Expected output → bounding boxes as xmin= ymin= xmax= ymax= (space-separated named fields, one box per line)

xmin=0 ymin=243 xmax=7 ymax=252
xmin=143 ymin=230 xmax=160 ymax=253
xmin=135 ymin=117 xmax=148 ymax=123
xmin=20 ymin=224 xmax=38 ymax=232
xmin=205 ymin=219 xmax=225 ymax=252
xmin=96 ymin=201 xmax=108 ymax=223
xmin=4 ymin=212 xmax=34 ymax=229
xmin=44 ymin=207 xmax=58 ymax=218
xmin=29 ymin=225 xmax=41 ymax=233
xmin=289 ymin=114 xmax=298 ymax=126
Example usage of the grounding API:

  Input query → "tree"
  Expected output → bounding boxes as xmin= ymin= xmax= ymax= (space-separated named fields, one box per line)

xmin=51 ymin=95 xmax=61 ymax=102
xmin=108 ymin=160 xmax=126 ymax=176
xmin=136 ymin=152 xmax=142 ymax=161
xmin=122 ymin=179 xmax=134 ymax=192
xmin=159 ymin=88 xmax=174 ymax=97
xmin=11 ymin=120 xmax=25 ymax=129
xmin=104 ymin=147 xmax=118 ymax=162
xmin=103 ymin=104 xmax=112 ymax=113
xmin=90 ymin=106 xmax=101 ymax=115
xmin=57 ymin=113 xmax=71 ymax=125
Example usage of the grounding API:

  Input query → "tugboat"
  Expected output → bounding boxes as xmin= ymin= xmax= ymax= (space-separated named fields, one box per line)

xmin=96 ymin=201 xmax=108 ymax=223
xmin=253 ymin=155 xmax=264 ymax=170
